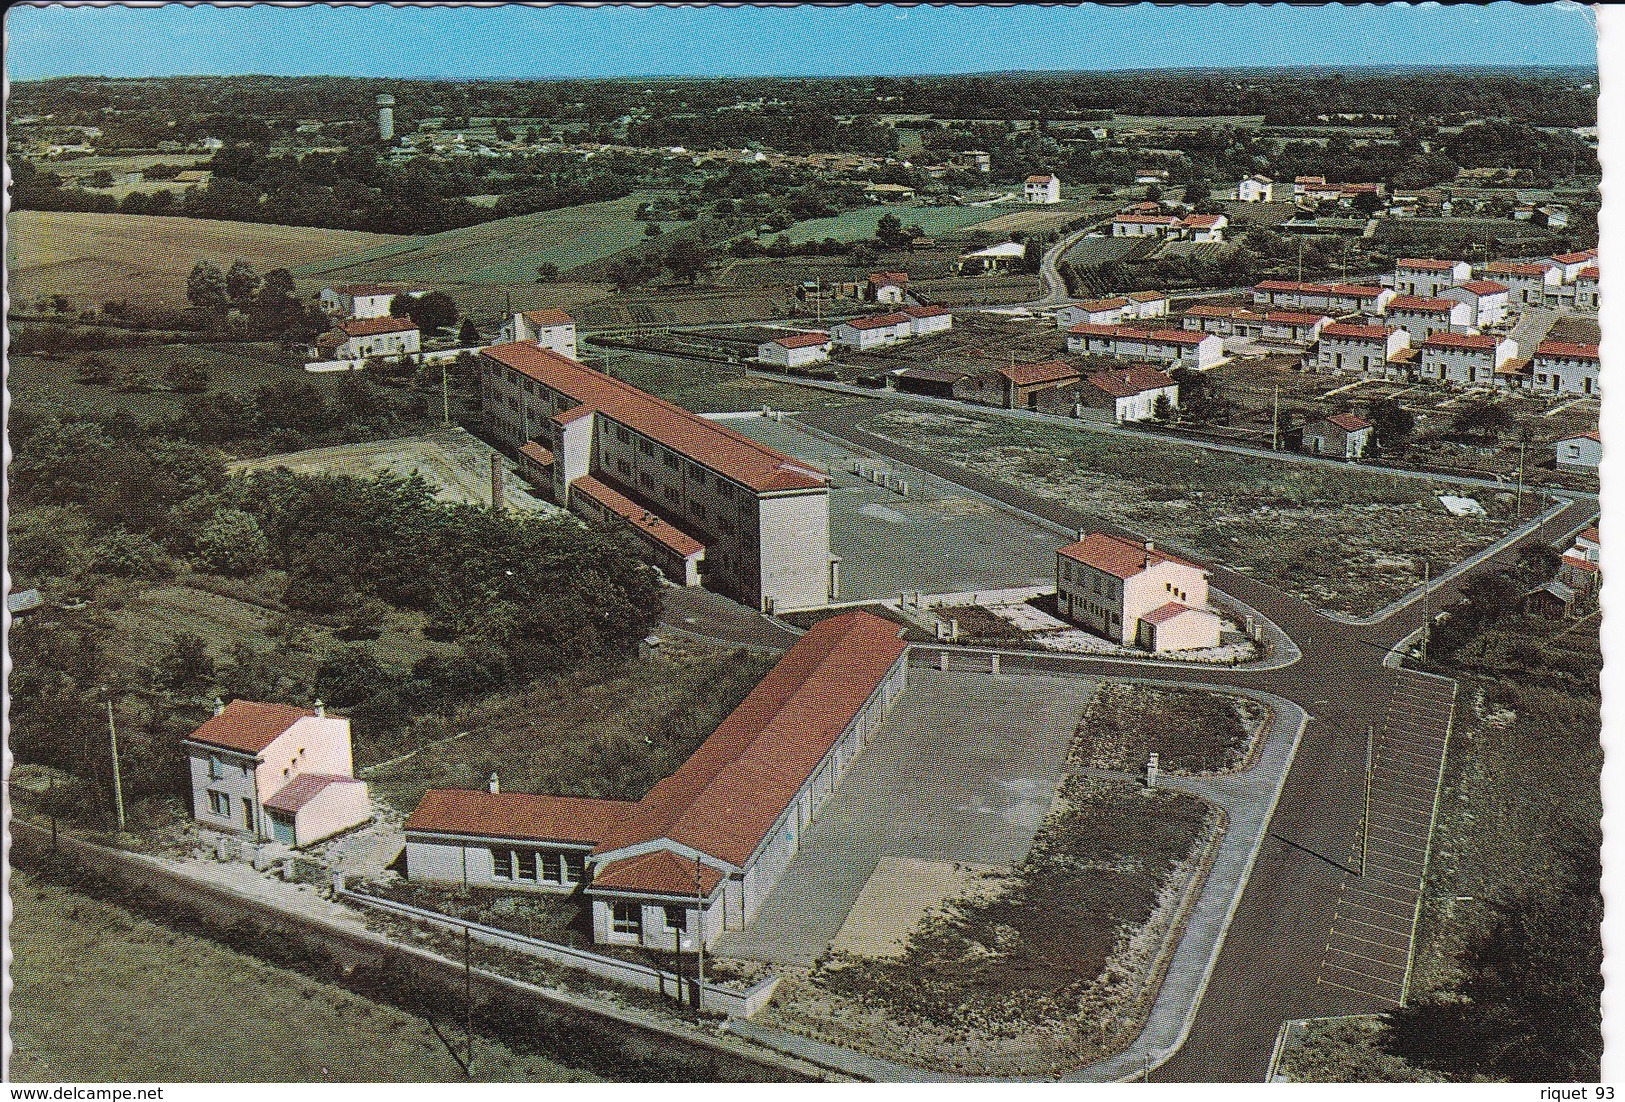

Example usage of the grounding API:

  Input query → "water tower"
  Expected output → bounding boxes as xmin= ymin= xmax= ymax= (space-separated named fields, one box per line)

xmin=377 ymin=94 xmax=395 ymax=142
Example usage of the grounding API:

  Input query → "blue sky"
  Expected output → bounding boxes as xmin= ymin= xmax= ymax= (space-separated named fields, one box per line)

xmin=5 ymin=2 xmax=1598 ymax=82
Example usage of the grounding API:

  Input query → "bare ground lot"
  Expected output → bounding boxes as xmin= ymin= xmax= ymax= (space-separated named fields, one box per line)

xmin=229 ymin=427 xmax=561 ymax=513
xmin=1071 ymin=681 xmax=1271 ymax=776
xmin=859 ymin=407 xmax=1514 ymax=616
xmin=7 ymin=210 xmax=404 ymax=308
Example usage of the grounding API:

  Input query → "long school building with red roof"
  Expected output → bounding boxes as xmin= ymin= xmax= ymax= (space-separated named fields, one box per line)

xmin=403 ymin=610 xmax=911 ymax=948
xmin=480 ymin=341 xmax=836 ymax=612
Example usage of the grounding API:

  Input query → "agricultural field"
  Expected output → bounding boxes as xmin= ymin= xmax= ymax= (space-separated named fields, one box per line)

xmin=9 ymin=341 xmax=317 ymax=420
xmin=1059 ymin=234 xmax=1147 ymax=268
xmin=766 ymin=202 xmax=1003 ymax=245
xmin=7 ymin=210 xmax=405 ymax=308
xmin=290 ymin=195 xmax=658 ymax=286
xmin=963 ymin=207 xmax=1085 ymax=237
xmin=604 ymin=349 xmax=857 ymax=414
xmin=858 ymin=407 xmax=1515 ymax=616
xmin=7 ymin=872 xmax=593 ymax=1082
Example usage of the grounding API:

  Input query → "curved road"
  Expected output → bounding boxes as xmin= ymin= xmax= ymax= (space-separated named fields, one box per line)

xmin=667 ymin=405 xmax=1595 ymax=1081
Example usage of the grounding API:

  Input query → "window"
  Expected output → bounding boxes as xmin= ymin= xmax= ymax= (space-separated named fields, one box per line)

xmin=617 ymin=460 xmax=631 ymax=476
xmin=562 ymin=853 xmax=585 ymax=883
xmin=640 ymin=473 xmax=654 ymax=490
xmin=516 ymin=850 xmax=538 ymax=882
xmin=689 ymin=464 xmax=706 ymax=486
xmin=716 ymin=480 xmax=734 ymax=500
xmin=664 ymin=904 xmax=688 ymax=932
xmin=662 ymin=453 xmax=681 ymax=472
xmin=242 ymin=798 xmax=256 ymax=831
xmin=638 ymin=441 xmax=653 ymax=456
xmin=615 ymin=425 xmax=631 ymax=444
xmin=689 ymin=501 xmax=705 ymax=520
xmin=492 ymin=848 xmax=514 ymax=879
xmin=664 ymin=486 xmax=680 ymax=504
xmin=208 ymin=790 xmax=230 ymax=817
xmin=208 ymin=755 xmax=224 ymax=780
xmin=611 ymin=900 xmax=642 ymax=936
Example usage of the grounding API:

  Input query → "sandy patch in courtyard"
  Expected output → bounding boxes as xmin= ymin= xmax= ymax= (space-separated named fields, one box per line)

xmin=828 ymin=857 xmax=1008 ymax=959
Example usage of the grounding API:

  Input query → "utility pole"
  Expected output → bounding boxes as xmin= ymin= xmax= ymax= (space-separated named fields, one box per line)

xmin=441 ymin=360 xmax=451 ymax=425
xmin=463 ymin=924 xmax=474 ymax=1076
xmin=1421 ymin=558 xmax=1432 ymax=658
xmin=1271 ymin=386 xmax=1280 ymax=451
xmin=104 ymin=692 xmax=125 ymax=834
xmin=694 ymin=856 xmax=707 ymax=1008
xmin=1516 ymin=442 xmax=1526 ymax=518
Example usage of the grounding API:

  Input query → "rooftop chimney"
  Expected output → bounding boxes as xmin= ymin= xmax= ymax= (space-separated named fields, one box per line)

xmin=488 ymin=772 xmax=500 ymax=795
xmin=313 ymin=699 xmax=325 ymax=718
xmin=213 ymin=697 xmax=225 ymax=716
xmin=1145 ymin=540 xmax=1156 ymax=553
xmin=490 ymin=454 xmax=505 ymax=513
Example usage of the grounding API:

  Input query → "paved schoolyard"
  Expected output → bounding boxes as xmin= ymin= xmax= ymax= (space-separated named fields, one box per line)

xmin=711 ymin=666 xmax=1093 ymax=965
xmin=722 ymin=414 xmax=1067 ymax=601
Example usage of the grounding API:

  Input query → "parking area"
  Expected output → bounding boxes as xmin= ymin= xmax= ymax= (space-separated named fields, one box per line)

xmin=711 ymin=665 xmax=1092 ymax=965
xmin=722 ymin=413 xmax=1067 ymax=601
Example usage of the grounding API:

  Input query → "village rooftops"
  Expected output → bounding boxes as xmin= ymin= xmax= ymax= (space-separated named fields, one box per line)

xmin=1388 ymin=296 xmax=1459 ymax=313
xmin=1537 ymin=341 xmax=1600 ymax=361
xmin=1026 ymin=174 xmax=1055 ymax=184
xmin=1127 ymin=291 xmax=1168 ymax=303
xmin=337 ymin=316 xmax=419 ymax=337
xmin=1264 ymin=310 xmax=1331 ymax=325
xmin=1485 ymin=261 xmax=1556 ymax=277
xmin=1058 ymin=532 xmax=1202 ymax=580
xmin=1321 ymin=323 xmax=1395 ymax=341
xmin=1423 ymin=332 xmax=1499 ymax=351
xmin=1254 ymin=280 xmax=1386 ymax=298
xmin=769 ymin=331 xmax=832 ymax=350
xmin=1396 ymin=258 xmax=1462 ymax=271
xmin=1579 ymin=266 xmax=1600 ymax=280
xmin=1553 ymin=249 xmax=1599 ymax=264
xmin=482 ymin=343 xmax=827 ymax=495
xmin=1326 ymin=412 xmax=1373 ymax=432
xmin=522 ymin=308 xmax=575 ymax=327
xmin=903 ymin=304 xmax=950 ymax=319
xmin=1114 ymin=214 xmax=1182 ymax=225
xmin=868 ymin=271 xmax=909 ymax=286
xmin=1181 ymin=214 xmax=1225 ymax=229
xmin=571 ymin=474 xmax=706 ymax=558
xmin=591 ymin=850 xmax=726 ymax=897
xmin=1456 ymin=280 xmax=1509 ymax=295
xmin=1073 ymin=297 xmax=1132 ymax=312
xmin=1068 ymin=324 xmax=1208 ymax=345
xmin=405 ymin=789 xmax=639 ymax=846
xmin=588 ymin=611 xmax=910 ymax=870
xmin=1084 ymin=365 xmax=1175 ymax=399
xmin=999 ymin=360 xmax=1079 ymax=388
xmin=188 ymin=699 xmax=322 ymax=756
xmin=844 ymin=312 xmax=913 ymax=331
xmin=1186 ymin=304 xmax=1261 ymax=319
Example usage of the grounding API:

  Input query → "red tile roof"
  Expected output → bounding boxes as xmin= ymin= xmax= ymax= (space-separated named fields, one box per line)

xmin=1537 ymin=341 xmax=1600 ymax=362
xmin=1561 ymin=431 xmax=1602 ymax=443
xmin=1026 ymin=174 xmax=1055 ymax=184
xmin=1263 ymin=311 xmax=1328 ymax=326
xmin=338 ymin=316 xmax=418 ymax=337
xmin=1397 ymin=258 xmax=1462 ymax=271
xmin=1581 ymin=526 xmax=1600 ymax=542
xmin=1071 ymin=297 xmax=1131 ymax=313
xmin=1126 ymin=291 xmax=1167 ymax=303
xmin=1186 ymin=304 xmax=1260 ymax=320
xmin=592 ymin=850 xmax=725 ymax=898
xmin=1084 ymin=366 xmax=1175 ymax=399
xmin=522 ymin=308 xmax=575 ymax=327
xmin=1424 ymin=332 xmax=1498 ymax=351
xmin=1181 ymin=214 xmax=1225 ymax=229
xmin=590 ymin=611 xmax=909 ymax=869
xmin=482 ymin=343 xmax=826 ymax=494
xmin=1140 ymin=601 xmax=1198 ymax=626
xmin=1114 ymin=214 xmax=1182 ymax=226
xmin=903 ymin=305 xmax=950 ymax=319
xmin=519 ymin=442 xmax=555 ymax=467
xmin=843 ymin=312 xmax=912 ymax=331
xmin=1456 ymin=280 xmax=1508 ymax=295
xmin=1068 ymin=324 xmax=1209 ymax=346
xmin=868 ymin=271 xmax=909 ymax=286
xmin=1562 ymin=553 xmax=1600 ymax=574
xmin=263 ymin=774 xmax=361 ymax=815
xmin=1389 ymin=296 xmax=1459 ymax=314
xmin=571 ymin=474 xmax=706 ymax=559
xmin=1322 ymin=323 xmax=1394 ymax=342
xmin=1327 ymin=412 xmax=1373 ymax=432
xmin=189 ymin=700 xmax=319 ymax=755
xmin=405 ymin=789 xmax=639 ymax=845
xmin=1146 ymin=329 xmax=1211 ymax=346
xmin=1553 ymin=249 xmax=1598 ymax=264
xmin=1255 ymin=280 xmax=1383 ymax=298
xmin=769 ymin=331 xmax=832 ymax=350
xmin=1578 ymin=266 xmax=1600 ymax=281
xmin=1058 ymin=532 xmax=1202 ymax=580
xmin=1000 ymin=360 xmax=1079 ymax=388
xmin=1485 ymin=261 xmax=1555 ymax=277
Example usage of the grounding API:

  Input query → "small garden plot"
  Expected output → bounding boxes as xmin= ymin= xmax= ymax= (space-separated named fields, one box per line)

xmin=1274 ymin=1015 xmax=1441 ymax=1083
xmin=760 ymin=777 xmax=1220 ymax=1077
xmin=933 ymin=593 xmax=1259 ymax=665
xmin=1072 ymin=681 xmax=1270 ymax=776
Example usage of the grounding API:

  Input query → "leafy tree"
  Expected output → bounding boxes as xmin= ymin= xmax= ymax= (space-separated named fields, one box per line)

xmin=314 ymin=642 xmax=388 ymax=708
xmin=534 ymin=263 xmax=560 ymax=282
xmin=457 ymin=317 xmax=480 ymax=346
xmin=1450 ymin=400 xmax=1512 ymax=441
xmin=165 ymin=358 xmax=211 ymax=394
xmin=157 ymin=632 xmax=217 ymax=696
xmin=874 ymin=212 xmax=912 ymax=249
xmin=1366 ymin=398 xmax=1415 ymax=444
xmin=392 ymin=290 xmax=458 ymax=334
xmin=226 ymin=260 xmax=261 ymax=304
xmin=261 ymin=267 xmax=297 ymax=299
xmin=90 ymin=529 xmax=171 ymax=578
xmin=662 ymin=238 xmax=712 ymax=285
xmin=1153 ymin=393 xmax=1174 ymax=422
xmin=194 ymin=508 xmax=270 ymax=575
xmin=186 ymin=261 xmax=228 ymax=310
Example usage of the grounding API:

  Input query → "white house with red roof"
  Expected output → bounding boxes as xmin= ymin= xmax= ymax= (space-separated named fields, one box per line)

xmin=1548 ymin=248 xmax=1598 ymax=283
xmin=403 ymin=611 xmax=909 ymax=948
xmin=1024 ymin=174 xmax=1061 ymax=204
xmin=1180 ymin=213 xmax=1228 ymax=242
xmin=1417 ymin=332 xmax=1519 ymax=386
xmin=1066 ymin=324 xmax=1223 ymax=369
xmin=1574 ymin=266 xmax=1599 ymax=312
xmin=1441 ymin=280 xmax=1511 ymax=328
xmin=1484 ymin=261 xmax=1561 ymax=308
xmin=480 ymin=342 xmax=835 ymax=612
xmin=1077 ymin=366 xmax=1179 ymax=423
xmin=831 ymin=312 xmax=914 ymax=350
xmin=1258 ymin=311 xmax=1332 ymax=345
xmin=1392 ymin=259 xmax=1471 ymax=298
xmin=1182 ymin=304 xmax=1263 ymax=338
xmin=1313 ymin=323 xmax=1411 ymax=376
xmin=1555 ymin=431 xmax=1601 ymax=469
xmin=1385 ymin=295 xmax=1474 ymax=339
xmin=320 ymin=283 xmax=414 ymax=319
xmin=1302 ymin=413 xmax=1374 ymax=459
xmin=904 ymin=303 xmax=953 ymax=337
xmin=1055 ymin=532 xmax=1220 ymax=652
xmin=1253 ymin=281 xmax=1396 ymax=315
xmin=500 ymin=309 xmax=578 ymax=359
xmin=1233 ymin=175 xmax=1274 ymax=203
xmin=867 ymin=271 xmax=910 ymax=305
xmin=1057 ymin=297 xmax=1132 ymax=329
xmin=757 ymin=330 xmax=833 ymax=369
xmin=183 ymin=699 xmax=370 ymax=848
xmin=1112 ymin=213 xmax=1183 ymax=238
xmin=319 ymin=316 xmax=421 ymax=360
xmin=1533 ymin=341 xmax=1600 ymax=397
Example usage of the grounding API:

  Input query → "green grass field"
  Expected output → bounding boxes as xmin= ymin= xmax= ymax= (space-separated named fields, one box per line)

xmin=606 ymin=350 xmax=858 ymax=414
xmin=767 ymin=203 xmax=1001 ymax=246
xmin=10 ymin=342 xmax=319 ymax=420
xmin=291 ymin=196 xmax=656 ymax=284
xmin=7 ymin=872 xmax=593 ymax=1082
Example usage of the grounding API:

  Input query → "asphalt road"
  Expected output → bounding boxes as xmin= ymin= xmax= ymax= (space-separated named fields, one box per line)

xmin=777 ymin=405 xmax=1597 ymax=1081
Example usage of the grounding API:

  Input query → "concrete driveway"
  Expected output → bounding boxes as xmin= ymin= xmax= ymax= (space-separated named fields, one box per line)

xmin=712 ymin=666 xmax=1093 ymax=965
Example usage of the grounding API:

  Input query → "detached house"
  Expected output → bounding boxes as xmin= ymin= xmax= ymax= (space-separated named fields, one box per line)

xmin=1024 ymin=174 xmax=1062 ymax=204
xmin=1533 ymin=341 xmax=1600 ymax=397
xmin=404 ymin=611 xmax=910 ymax=948
xmin=320 ymin=283 xmax=410 ymax=319
xmin=867 ymin=272 xmax=910 ymax=305
xmin=1441 ymin=281 xmax=1511 ymax=329
xmin=1057 ymin=298 xmax=1132 ymax=329
xmin=757 ymin=331 xmax=833 ymax=369
xmin=1235 ymin=175 xmax=1274 ymax=202
xmin=1392 ymin=259 xmax=1471 ymax=298
xmin=1418 ymin=332 xmax=1519 ymax=386
xmin=501 ymin=309 xmax=578 ymax=359
xmin=1112 ymin=213 xmax=1182 ymax=238
xmin=1180 ymin=213 xmax=1227 ymax=242
xmin=1386 ymin=295 xmax=1473 ymax=339
xmin=1555 ymin=430 xmax=1601 ymax=469
xmin=184 ymin=699 xmax=371 ymax=848
xmin=957 ymin=360 xmax=1080 ymax=410
xmin=1302 ymin=413 xmax=1374 ymax=459
xmin=1077 ymin=365 xmax=1179 ymax=424
xmin=320 ymin=316 xmax=421 ymax=361
xmin=832 ymin=313 xmax=912 ymax=350
xmin=1055 ymin=532 xmax=1221 ymax=653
